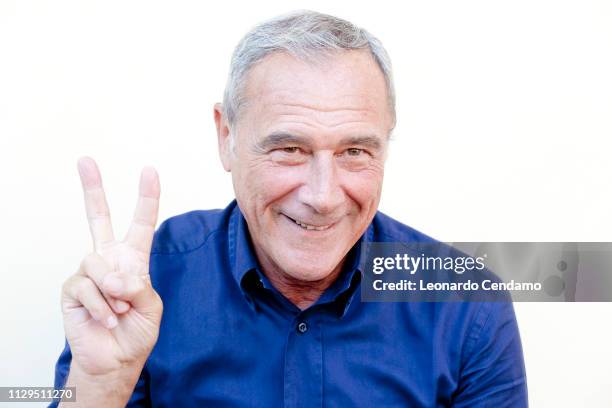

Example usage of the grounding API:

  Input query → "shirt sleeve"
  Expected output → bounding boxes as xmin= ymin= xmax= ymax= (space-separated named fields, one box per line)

xmin=47 ymin=340 xmax=71 ymax=408
xmin=451 ymin=301 xmax=528 ymax=407
xmin=126 ymin=367 xmax=151 ymax=407
xmin=47 ymin=340 xmax=151 ymax=408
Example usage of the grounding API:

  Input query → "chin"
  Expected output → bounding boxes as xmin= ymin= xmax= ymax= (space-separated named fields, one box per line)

xmin=283 ymin=267 xmax=336 ymax=282
xmin=278 ymin=252 xmax=343 ymax=282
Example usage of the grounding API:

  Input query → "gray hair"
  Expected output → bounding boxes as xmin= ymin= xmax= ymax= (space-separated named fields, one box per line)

xmin=222 ymin=10 xmax=396 ymax=129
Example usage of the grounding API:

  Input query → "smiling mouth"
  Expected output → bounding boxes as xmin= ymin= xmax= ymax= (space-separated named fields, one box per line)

xmin=282 ymin=214 xmax=334 ymax=231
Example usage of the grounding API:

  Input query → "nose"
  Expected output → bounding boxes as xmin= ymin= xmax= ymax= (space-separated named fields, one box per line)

xmin=298 ymin=153 xmax=345 ymax=214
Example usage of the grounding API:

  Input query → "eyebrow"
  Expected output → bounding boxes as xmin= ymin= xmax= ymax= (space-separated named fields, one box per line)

xmin=339 ymin=135 xmax=383 ymax=151
xmin=254 ymin=132 xmax=384 ymax=152
xmin=254 ymin=132 xmax=309 ymax=152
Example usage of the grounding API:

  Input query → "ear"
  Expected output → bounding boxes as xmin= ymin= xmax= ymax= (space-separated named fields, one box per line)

xmin=214 ymin=103 xmax=232 ymax=172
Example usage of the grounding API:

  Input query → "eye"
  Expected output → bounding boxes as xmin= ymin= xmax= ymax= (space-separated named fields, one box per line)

xmin=282 ymin=146 xmax=300 ymax=154
xmin=346 ymin=148 xmax=364 ymax=156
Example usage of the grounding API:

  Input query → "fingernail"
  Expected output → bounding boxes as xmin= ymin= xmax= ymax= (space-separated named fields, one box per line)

xmin=104 ymin=275 xmax=123 ymax=295
xmin=106 ymin=315 xmax=118 ymax=329
xmin=115 ymin=300 xmax=130 ymax=313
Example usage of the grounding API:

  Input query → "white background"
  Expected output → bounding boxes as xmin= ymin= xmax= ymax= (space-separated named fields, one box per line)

xmin=1 ymin=1 xmax=611 ymax=406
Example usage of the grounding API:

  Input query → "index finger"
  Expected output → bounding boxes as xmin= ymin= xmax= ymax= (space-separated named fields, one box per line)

xmin=124 ymin=166 xmax=160 ymax=256
xmin=78 ymin=157 xmax=115 ymax=251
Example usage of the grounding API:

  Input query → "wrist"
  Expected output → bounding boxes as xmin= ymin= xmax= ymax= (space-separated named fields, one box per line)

xmin=60 ymin=361 xmax=145 ymax=408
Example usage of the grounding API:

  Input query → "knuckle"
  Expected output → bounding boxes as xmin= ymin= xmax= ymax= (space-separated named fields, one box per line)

xmin=87 ymin=305 xmax=104 ymax=320
xmin=62 ymin=274 xmax=82 ymax=295
xmin=132 ymin=278 xmax=147 ymax=296
xmin=76 ymin=276 xmax=96 ymax=293
xmin=61 ymin=277 xmax=73 ymax=294
xmin=130 ymin=274 xmax=147 ymax=290
xmin=80 ymin=252 xmax=97 ymax=269
xmin=81 ymin=252 xmax=107 ymax=275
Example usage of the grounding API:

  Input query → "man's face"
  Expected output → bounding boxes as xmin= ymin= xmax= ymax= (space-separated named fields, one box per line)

xmin=217 ymin=50 xmax=394 ymax=282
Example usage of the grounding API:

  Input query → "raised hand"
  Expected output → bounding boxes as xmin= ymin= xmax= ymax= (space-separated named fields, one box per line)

xmin=61 ymin=157 xmax=163 ymax=379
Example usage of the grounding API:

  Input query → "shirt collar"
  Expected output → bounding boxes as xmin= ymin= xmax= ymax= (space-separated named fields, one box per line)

xmin=228 ymin=202 xmax=260 ymax=290
xmin=228 ymin=201 xmax=374 ymax=315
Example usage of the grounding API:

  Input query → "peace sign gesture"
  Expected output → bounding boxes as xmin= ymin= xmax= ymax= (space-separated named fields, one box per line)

xmin=61 ymin=157 xmax=163 ymax=386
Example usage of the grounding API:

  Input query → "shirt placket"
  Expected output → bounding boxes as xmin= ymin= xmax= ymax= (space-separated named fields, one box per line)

xmin=283 ymin=312 xmax=323 ymax=408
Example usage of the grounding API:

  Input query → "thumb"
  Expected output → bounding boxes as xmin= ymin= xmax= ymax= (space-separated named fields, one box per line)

xmin=102 ymin=273 xmax=162 ymax=315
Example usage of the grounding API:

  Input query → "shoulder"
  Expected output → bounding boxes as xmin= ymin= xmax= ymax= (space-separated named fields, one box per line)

xmin=371 ymin=210 xmax=437 ymax=243
xmin=151 ymin=201 xmax=236 ymax=254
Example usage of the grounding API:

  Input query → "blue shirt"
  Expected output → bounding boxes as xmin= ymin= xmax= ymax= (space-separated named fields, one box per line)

xmin=51 ymin=200 xmax=528 ymax=407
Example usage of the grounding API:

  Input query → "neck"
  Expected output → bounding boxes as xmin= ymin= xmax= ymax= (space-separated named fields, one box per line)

xmin=256 ymin=255 xmax=345 ymax=310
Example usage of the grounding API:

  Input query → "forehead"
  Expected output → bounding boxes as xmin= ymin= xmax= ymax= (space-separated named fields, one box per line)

xmin=238 ymin=50 xmax=393 ymax=133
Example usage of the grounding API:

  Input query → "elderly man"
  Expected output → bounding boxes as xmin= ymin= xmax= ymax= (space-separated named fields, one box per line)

xmin=51 ymin=10 xmax=527 ymax=407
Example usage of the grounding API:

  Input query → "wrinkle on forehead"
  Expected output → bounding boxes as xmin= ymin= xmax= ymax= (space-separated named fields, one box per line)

xmin=266 ymin=101 xmax=380 ymax=130
xmin=237 ymin=50 xmax=393 ymax=130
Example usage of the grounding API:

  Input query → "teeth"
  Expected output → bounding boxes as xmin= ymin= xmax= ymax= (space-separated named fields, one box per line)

xmin=293 ymin=218 xmax=331 ymax=231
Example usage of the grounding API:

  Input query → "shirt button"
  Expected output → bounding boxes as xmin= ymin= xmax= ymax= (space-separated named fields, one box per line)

xmin=297 ymin=322 xmax=308 ymax=334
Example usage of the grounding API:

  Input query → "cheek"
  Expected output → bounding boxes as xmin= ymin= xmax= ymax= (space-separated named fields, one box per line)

xmin=235 ymin=159 xmax=305 ymax=210
xmin=341 ymin=166 xmax=384 ymax=210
